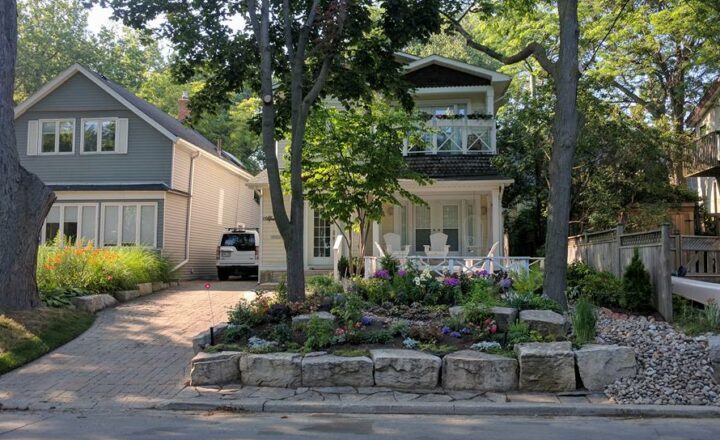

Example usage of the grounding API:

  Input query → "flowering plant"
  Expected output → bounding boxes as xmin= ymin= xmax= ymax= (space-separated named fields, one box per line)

xmin=442 ymin=277 xmax=461 ymax=287
xmin=361 ymin=315 xmax=374 ymax=326
xmin=372 ymin=269 xmax=391 ymax=280
xmin=483 ymin=318 xmax=498 ymax=335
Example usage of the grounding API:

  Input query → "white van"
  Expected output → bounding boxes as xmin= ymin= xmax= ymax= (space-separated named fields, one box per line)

xmin=216 ymin=227 xmax=259 ymax=280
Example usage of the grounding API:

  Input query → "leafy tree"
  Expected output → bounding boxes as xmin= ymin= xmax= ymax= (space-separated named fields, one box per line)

xmin=444 ymin=0 xmax=581 ymax=309
xmin=100 ymin=0 xmax=443 ymax=301
xmin=300 ymin=101 xmax=430 ymax=273
xmin=15 ymin=0 xmax=163 ymax=102
xmin=0 ymin=0 xmax=56 ymax=309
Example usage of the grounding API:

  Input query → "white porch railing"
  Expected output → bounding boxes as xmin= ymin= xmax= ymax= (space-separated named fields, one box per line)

xmin=403 ymin=117 xmax=496 ymax=155
xmin=364 ymin=255 xmax=545 ymax=278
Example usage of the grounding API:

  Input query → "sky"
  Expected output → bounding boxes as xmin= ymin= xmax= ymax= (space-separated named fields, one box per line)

xmin=87 ymin=5 xmax=115 ymax=34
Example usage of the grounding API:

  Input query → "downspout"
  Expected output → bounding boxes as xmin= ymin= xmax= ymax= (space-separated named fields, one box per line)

xmin=172 ymin=150 xmax=200 ymax=272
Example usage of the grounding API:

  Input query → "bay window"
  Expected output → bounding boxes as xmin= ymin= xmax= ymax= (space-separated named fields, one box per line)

xmin=101 ymin=203 xmax=157 ymax=247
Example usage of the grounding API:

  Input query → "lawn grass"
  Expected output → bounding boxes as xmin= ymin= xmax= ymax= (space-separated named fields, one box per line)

xmin=0 ymin=308 xmax=95 ymax=374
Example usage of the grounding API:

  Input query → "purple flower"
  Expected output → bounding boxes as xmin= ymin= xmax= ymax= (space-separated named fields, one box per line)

xmin=450 ymin=331 xmax=462 ymax=338
xmin=397 ymin=269 xmax=407 ymax=277
xmin=373 ymin=269 xmax=390 ymax=280
xmin=361 ymin=316 xmax=374 ymax=326
xmin=475 ymin=269 xmax=490 ymax=278
xmin=443 ymin=277 xmax=461 ymax=287
xmin=460 ymin=327 xmax=471 ymax=335
xmin=441 ymin=326 xmax=451 ymax=335
xmin=499 ymin=277 xmax=512 ymax=289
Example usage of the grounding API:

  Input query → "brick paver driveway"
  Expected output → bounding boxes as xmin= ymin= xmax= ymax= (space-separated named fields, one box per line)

xmin=0 ymin=280 xmax=255 ymax=410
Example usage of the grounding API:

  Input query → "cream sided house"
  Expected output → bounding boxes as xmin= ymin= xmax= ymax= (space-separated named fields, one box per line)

xmin=15 ymin=64 xmax=259 ymax=279
xmin=687 ymin=79 xmax=720 ymax=220
xmin=247 ymin=54 xmax=514 ymax=282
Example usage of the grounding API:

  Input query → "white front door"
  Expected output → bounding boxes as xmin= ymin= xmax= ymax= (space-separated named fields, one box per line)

xmin=310 ymin=210 xmax=332 ymax=266
xmin=414 ymin=202 xmax=460 ymax=255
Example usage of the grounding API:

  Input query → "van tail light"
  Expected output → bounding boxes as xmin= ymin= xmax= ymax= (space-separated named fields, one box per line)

xmin=216 ymin=246 xmax=220 ymax=259
xmin=255 ymin=246 xmax=259 ymax=260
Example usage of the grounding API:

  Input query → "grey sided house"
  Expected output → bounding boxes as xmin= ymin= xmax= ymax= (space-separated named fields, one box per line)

xmin=14 ymin=64 xmax=259 ymax=279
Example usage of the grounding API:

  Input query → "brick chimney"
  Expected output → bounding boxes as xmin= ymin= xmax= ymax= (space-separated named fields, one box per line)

xmin=177 ymin=91 xmax=190 ymax=122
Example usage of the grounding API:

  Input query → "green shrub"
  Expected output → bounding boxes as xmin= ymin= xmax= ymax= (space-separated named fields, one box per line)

xmin=276 ymin=281 xmax=288 ymax=304
xmin=527 ymin=295 xmax=562 ymax=313
xmin=366 ymin=278 xmax=394 ymax=304
xmin=675 ymin=298 xmax=720 ymax=336
xmin=575 ymin=271 xmax=623 ymax=308
xmin=464 ymin=279 xmax=501 ymax=306
xmin=303 ymin=315 xmax=335 ymax=351
xmin=346 ymin=329 xmax=393 ymax=344
xmin=228 ymin=299 xmax=265 ymax=327
xmin=621 ymin=249 xmax=653 ymax=312
xmin=331 ymin=293 xmax=366 ymax=325
xmin=36 ymin=242 xmax=173 ymax=300
xmin=507 ymin=321 xmax=548 ymax=347
xmin=337 ymin=255 xmax=350 ymax=278
xmin=567 ymin=261 xmax=594 ymax=288
xmin=224 ymin=324 xmax=251 ymax=343
xmin=379 ymin=254 xmax=399 ymax=276
xmin=463 ymin=302 xmax=492 ymax=324
xmin=306 ymin=275 xmax=343 ymax=297
xmin=389 ymin=319 xmax=410 ymax=337
xmin=444 ymin=313 xmax=466 ymax=332
xmin=510 ymin=268 xmax=544 ymax=295
xmin=334 ymin=348 xmax=370 ymax=357
xmin=269 ymin=322 xmax=293 ymax=344
xmin=571 ymin=297 xmax=597 ymax=345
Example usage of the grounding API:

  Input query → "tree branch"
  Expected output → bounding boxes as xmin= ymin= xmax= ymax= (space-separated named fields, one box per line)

xmin=612 ymin=79 xmax=664 ymax=119
xmin=444 ymin=12 xmax=557 ymax=78
xmin=282 ymin=0 xmax=295 ymax=61
xmin=581 ymin=0 xmax=632 ymax=72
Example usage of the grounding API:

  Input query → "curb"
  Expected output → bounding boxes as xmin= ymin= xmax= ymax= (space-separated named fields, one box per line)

xmin=155 ymin=398 xmax=720 ymax=418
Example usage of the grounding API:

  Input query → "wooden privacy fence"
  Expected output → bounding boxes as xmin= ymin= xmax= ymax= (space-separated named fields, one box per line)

xmin=567 ymin=224 xmax=673 ymax=321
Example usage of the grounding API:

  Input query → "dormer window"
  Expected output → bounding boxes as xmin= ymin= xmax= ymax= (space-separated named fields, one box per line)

xmin=39 ymin=119 xmax=74 ymax=154
xmin=82 ymin=118 xmax=117 ymax=153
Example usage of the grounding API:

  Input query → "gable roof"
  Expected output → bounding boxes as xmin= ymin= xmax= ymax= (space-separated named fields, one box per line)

xmin=687 ymin=78 xmax=720 ymax=127
xmin=14 ymin=64 xmax=251 ymax=176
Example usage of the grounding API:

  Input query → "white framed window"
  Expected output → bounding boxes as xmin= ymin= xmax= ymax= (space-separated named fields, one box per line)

xmin=82 ymin=118 xmax=117 ymax=153
xmin=41 ymin=204 xmax=98 ymax=244
xmin=38 ymin=119 xmax=75 ymax=154
xmin=100 ymin=203 xmax=157 ymax=247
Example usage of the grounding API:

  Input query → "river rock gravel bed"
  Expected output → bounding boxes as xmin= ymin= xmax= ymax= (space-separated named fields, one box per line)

xmin=596 ymin=309 xmax=720 ymax=405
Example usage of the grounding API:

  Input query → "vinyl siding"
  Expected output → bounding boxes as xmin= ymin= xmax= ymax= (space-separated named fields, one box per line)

xmin=163 ymin=192 xmax=190 ymax=278
xmin=171 ymin=146 xmax=192 ymax=192
xmin=16 ymin=73 xmax=173 ymax=184
xmin=184 ymin=154 xmax=259 ymax=278
xmin=260 ymin=192 xmax=290 ymax=269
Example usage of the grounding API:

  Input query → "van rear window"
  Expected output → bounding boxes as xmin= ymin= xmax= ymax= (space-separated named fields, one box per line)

xmin=221 ymin=233 xmax=255 ymax=251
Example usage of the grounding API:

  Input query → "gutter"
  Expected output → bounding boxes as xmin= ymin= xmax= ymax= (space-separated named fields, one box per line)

xmin=172 ymin=150 xmax=200 ymax=272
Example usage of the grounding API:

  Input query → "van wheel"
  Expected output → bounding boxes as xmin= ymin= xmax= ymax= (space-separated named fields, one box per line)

xmin=217 ymin=269 xmax=230 ymax=281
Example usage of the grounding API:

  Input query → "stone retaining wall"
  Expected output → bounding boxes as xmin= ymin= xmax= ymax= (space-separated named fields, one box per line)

xmin=190 ymin=344 xmax=637 ymax=392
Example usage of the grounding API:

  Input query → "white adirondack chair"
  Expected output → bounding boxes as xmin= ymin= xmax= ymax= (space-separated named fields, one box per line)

xmin=481 ymin=241 xmax=500 ymax=273
xmin=383 ymin=233 xmax=410 ymax=257
xmin=424 ymin=232 xmax=450 ymax=257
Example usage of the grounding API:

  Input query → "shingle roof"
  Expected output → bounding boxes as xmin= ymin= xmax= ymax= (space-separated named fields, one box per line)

xmin=404 ymin=154 xmax=507 ymax=180
xmin=687 ymin=79 xmax=720 ymax=127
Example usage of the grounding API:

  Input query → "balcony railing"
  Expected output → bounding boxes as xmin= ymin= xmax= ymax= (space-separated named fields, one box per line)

xmin=687 ymin=131 xmax=720 ymax=176
xmin=403 ymin=116 xmax=496 ymax=156
xmin=363 ymin=255 xmax=545 ymax=278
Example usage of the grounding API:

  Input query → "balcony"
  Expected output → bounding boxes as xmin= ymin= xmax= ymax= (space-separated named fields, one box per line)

xmin=403 ymin=115 xmax=496 ymax=156
xmin=687 ymin=131 xmax=720 ymax=177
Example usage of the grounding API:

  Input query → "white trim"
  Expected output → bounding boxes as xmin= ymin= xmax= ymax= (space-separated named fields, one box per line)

xmin=54 ymin=190 xmax=167 ymax=201
xmin=80 ymin=117 xmax=119 ymax=154
xmin=175 ymin=139 xmax=254 ymax=180
xmin=413 ymin=86 xmax=494 ymax=96
xmin=37 ymin=118 xmax=76 ymax=155
xmin=99 ymin=202 xmax=158 ymax=247
xmin=14 ymin=65 xmax=180 ymax=143
xmin=399 ymin=179 xmax=514 ymax=193
xmin=404 ymin=55 xmax=512 ymax=82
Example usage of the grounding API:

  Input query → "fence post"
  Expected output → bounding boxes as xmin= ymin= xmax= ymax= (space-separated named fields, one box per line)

xmin=615 ymin=224 xmax=625 ymax=278
xmin=674 ymin=234 xmax=681 ymax=271
xmin=658 ymin=224 xmax=674 ymax=322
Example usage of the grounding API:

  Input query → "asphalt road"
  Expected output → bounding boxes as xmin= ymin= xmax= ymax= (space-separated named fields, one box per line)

xmin=0 ymin=410 xmax=719 ymax=439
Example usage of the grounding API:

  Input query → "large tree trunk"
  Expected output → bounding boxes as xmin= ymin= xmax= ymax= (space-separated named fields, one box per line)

xmin=0 ymin=0 xmax=56 ymax=310
xmin=541 ymin=0 xmax=580 ymax=309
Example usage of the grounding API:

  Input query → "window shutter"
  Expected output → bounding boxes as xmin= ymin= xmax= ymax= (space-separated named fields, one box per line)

xmin=116 ymin=118 xmax=129 ymax=154
xmin=26 ymin=120 xmax=39 ymax=156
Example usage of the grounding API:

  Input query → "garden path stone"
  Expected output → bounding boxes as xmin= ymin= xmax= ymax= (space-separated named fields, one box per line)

xmin=575 ymin=344 xmax=637 ymax=391
xmin=519 ymin=309 xmax=568 ymax=338
xmin=370 ymin=349 xmax=441 ymax=389
xmin=70 ymin=294 xmax=118 ymax=313
xmin=291 ymin=312 xmax=336 ymax=326
xmin=189 ymin=352 xmax=242 ymax=386
xmin=515 ymin=342 xmax=576 ymax=392
xmin=239 ymin=353 xmax=302 ymax=388
xmin=442 ymin=350 xmax=518 ymax=391
xmin=301 ymin=355 xmax=374 ymax=387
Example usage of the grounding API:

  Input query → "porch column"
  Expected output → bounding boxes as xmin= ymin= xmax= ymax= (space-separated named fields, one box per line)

xmin=485 ymin=88 xmax=494 ymax=115
xmin=491 ymin=189 xmax=502 ymax=256
xmin=372 ymin=221 xmax=380 ymax=257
